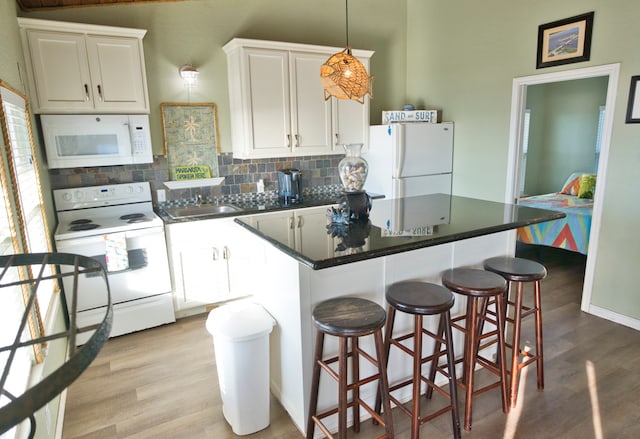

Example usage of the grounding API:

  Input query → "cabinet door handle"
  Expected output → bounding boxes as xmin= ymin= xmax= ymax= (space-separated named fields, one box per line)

xmin=288 ymin=217 xmax=294 ymax=230
xmin=212 ymin=247 xmax=219 ymax=261
xmin=84 ymin=84 xmax=90 ymax=101
xmin=97 ymin=84 xmax=103 ymax=102
xmin=297 ymin=216 xmax=303 ymax=228
xmin=335 ymin=133 xmax=339 ymax=146
xmin=286 ymin=134 xmax=291 ymax=148
xmin=294 ymin=134 xmax=301 ymax=148
xmin=223 ymin=246 xmax=230 ymax=260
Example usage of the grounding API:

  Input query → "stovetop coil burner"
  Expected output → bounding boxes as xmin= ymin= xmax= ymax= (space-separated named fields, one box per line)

xmin=69 ymin=223 xmax=101 ymax=232
xmin=120 ymin=213 xmax=151 ymax=224
xmin=120 ymin=213 xmax=144 ymax=220
xmin=70 ymin=219 xmax=93 ymax=225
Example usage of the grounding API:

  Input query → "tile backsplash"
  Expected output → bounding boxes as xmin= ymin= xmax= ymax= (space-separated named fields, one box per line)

xmin=48 ymin=153 xmax=343 ymax=204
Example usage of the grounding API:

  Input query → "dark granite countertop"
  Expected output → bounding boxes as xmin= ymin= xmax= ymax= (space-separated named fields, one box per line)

xmin=234 ymin=193 xmax=566 ymax=270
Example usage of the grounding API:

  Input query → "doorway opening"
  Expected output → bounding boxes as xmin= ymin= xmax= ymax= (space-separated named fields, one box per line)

xmin=505 ymin=63 xmax=620 ymax=314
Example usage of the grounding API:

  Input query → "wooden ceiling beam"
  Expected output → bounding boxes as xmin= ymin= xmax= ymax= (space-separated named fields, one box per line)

xmin=16 ymin=0 xmax=183 ymax=11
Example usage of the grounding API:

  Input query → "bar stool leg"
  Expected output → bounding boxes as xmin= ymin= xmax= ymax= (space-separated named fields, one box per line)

xmin=462 ymin=297 xmax=479 ymax=431
xmin=410 ymin=314 xmax=423 ymax=439
xmin=306 ymin=331 xmax=324 ymax=439
xmin=352 ymin=336 xmax=360 ymax=433
xmin=373 ymin=329 xmax=394 ymax=438
xmin=534 ymin=280 xmax=544 ymax=390
xmin=442 ymin=310 xmax=461 ymax=439
xmin=425 ymin=315 xmax=442 ymax=400
xmin=495 ymin=294 xmax=509 ymax=413
xmin=374 ymin=307 xmax=396 ymax=417
xmin=461 ymin=298 xmax=473 ymax=387
xmin=338 ymin=337 xmax=348 ymax=439
xmin=509 ymin=282 xmax=524 ymax=408
xmin=307 ymin=331 xmax=324 ymax=438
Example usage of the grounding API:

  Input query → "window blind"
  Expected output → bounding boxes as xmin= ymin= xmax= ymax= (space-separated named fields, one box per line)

xmin=0 ymin=184 xmax=34 ymax=439
xmin=1 ymin=86 xmax=55 ymax=315
xmin=0 ymin=81 xmax=55 ymax=439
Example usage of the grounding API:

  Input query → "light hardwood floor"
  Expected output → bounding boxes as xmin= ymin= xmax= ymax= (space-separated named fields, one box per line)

xmin=62 ymin=246 xmax=640 ymax=438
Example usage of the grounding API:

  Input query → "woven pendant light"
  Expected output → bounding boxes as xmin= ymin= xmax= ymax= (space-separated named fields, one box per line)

xmin=320 ymin=0 xmax=373 ymax=104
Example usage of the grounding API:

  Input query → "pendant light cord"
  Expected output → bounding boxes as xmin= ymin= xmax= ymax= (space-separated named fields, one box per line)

xmin=345 ymin=0 xmax=349 ymax=48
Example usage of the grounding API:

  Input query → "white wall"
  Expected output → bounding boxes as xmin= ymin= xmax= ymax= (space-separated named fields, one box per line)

xmin=525 ymin=77 xmax=607 ymax=195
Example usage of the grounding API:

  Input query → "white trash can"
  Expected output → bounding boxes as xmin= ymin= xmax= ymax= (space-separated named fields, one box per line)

xmin=206 ymin=301 xmax=276 ymax=435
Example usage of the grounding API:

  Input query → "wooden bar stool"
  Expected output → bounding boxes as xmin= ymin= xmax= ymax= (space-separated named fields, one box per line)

xmin=440 ymin=268 xmax=509 ymax=431
xmin=306 ymin=297 xmax=394 ymax=439
xmin=484 ymin=256 xmax=547 ymax=408
xmin=375 ymin=281 xmax=461 ymax=439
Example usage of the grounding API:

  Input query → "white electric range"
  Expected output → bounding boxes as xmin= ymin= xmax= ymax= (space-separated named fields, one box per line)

xmin=53 ymin=182 xmax=174 ymax=344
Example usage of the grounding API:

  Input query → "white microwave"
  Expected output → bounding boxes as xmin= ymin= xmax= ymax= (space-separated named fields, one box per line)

xmin=40 ymin=114 xmax=153 ymax=169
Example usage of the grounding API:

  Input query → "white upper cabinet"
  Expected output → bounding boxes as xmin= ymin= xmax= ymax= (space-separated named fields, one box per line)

xmin=334 ymin=97 xmax=370 ymax=148
xmin=18 ymin=18 xmax=149 ymax=114
xmin=289 ymin=51 xmax=334 ymax=155
xmin=224 ymin=38 xmax=373 ymax=159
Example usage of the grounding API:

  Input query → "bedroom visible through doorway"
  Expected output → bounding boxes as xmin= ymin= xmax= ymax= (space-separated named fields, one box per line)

xmin=516 ymin=76 xmax=607 ymax=256
xmin=505 ymin=63 xmax=620 ymax=316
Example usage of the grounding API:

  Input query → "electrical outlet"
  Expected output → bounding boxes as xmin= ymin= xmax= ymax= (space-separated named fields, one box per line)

xmin=157 ymin=189 xmax=166 ymax=202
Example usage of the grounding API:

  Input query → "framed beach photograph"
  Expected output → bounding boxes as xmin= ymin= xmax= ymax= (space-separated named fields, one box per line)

xmin=625 ymin=76 xmax=640 ymax=123
xmin=160 ymin=102 xmax=220 ymax=180
xmin=536 ymin=12 xmax=594 ymax=69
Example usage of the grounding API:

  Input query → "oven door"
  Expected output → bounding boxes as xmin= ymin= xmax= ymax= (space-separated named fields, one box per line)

xmin=55 ymin=226 xmax=171 ymax=311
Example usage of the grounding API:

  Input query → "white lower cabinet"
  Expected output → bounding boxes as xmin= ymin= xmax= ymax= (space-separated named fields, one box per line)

xmin=249 ymin=207 xmax=337 ymax=258
xmin=166 ymin=217 xmax=257 ymax=317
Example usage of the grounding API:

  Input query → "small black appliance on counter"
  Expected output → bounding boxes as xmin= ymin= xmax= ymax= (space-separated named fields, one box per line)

xmin=339 ymin=190 xmax=372 ymax=221
xmin=278 ymin=169 xmax=302 ymax=204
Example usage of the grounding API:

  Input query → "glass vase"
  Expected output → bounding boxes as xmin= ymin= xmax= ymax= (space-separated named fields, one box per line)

xmin=338 ymin=143 xmax=368 ymax=192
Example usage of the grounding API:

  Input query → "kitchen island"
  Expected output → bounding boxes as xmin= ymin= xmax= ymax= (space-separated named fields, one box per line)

xmin=233 ymin=193 xmax=564 ymax=434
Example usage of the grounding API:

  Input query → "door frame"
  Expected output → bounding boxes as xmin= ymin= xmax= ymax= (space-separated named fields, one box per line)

xmin=505 ymin=63 xmax=620 ymax=313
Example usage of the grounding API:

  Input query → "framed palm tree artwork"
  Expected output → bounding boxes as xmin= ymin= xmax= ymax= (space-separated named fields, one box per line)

xmin=161 ymin=102 xmax=220 ymax=181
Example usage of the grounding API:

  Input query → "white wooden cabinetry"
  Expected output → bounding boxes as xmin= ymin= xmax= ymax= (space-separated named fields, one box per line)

xmin=249 ymin=208 xmax=338 ymax=258
xmin=17 ymin=18 xmax=149 ymax=114
xmin=334 ymin=98 xmax=371 ymax=150
xmin=223 ymin=39 xmax=373 ymax=159
xmin=165 ymin=217 xmax=256 ymax=318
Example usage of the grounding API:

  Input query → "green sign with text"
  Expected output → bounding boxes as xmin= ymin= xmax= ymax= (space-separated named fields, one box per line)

xmin=174 ymin=165 xmax=211 ymax=180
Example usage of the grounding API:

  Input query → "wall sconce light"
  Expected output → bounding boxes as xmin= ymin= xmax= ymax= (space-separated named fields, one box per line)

xmin=179 ymin=64 xmax=199 ymax=87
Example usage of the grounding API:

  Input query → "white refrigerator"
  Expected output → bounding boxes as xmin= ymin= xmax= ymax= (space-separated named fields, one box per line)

xmin=363 ymin=122 xmax=454 ymax=199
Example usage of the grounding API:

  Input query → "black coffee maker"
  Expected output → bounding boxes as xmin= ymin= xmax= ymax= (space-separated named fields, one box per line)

xmin=338 ymin=190 xmax=372 ymax=222
xmin=277 ymin=169 xmax=302 ymax=204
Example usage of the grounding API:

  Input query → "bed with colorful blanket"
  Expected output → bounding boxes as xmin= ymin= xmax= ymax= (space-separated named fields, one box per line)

xmin=517 ymin=172 xmax=595 ymax=255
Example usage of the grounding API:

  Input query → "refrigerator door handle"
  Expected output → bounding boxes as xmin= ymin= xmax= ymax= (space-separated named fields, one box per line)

xmin=394 ymin=178 xmax=405 ymax=198
xmin=394 ymin=127 xmax=406 ymax=178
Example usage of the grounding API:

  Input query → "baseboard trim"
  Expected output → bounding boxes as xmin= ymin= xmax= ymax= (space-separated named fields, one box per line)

xmin=587 ymin=304 xmax=640 ymax=331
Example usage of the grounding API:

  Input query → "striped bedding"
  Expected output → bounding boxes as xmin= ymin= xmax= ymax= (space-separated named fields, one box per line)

xmin=517 ymin=193 xmax=593 ymax=255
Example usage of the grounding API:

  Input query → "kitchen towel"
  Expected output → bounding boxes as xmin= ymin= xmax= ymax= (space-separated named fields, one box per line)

xmin=104 ymin=233 xmax=129 ymax=272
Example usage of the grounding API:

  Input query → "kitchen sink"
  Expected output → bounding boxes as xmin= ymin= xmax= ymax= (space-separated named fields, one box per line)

xmin=164 ymin=204 xmax=244 ymax=219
